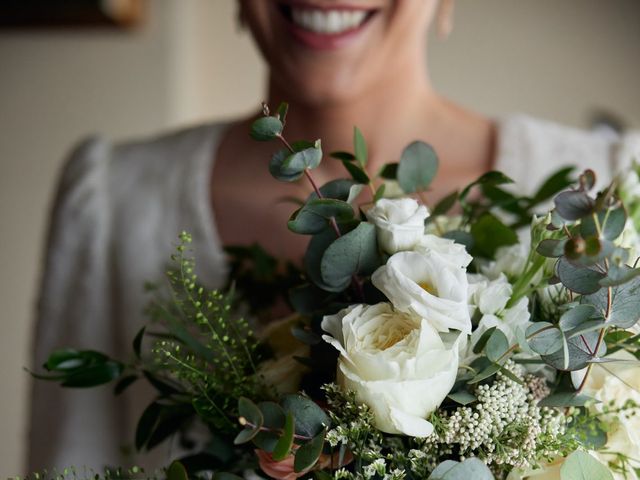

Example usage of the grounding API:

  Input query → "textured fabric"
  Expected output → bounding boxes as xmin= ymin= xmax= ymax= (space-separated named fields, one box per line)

xmin=28 ymin=115 xmax=640 ymax=472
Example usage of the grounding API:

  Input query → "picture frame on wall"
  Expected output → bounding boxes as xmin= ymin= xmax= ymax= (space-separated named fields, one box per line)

xmin=0 ymin=0 xmax=144 ymax=29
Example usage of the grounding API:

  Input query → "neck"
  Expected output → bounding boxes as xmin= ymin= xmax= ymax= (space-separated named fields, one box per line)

xmin=266 ymin=56 xmax=439 ymax=173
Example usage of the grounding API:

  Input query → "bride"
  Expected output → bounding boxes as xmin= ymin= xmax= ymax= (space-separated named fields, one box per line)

xmin=28 ymin=0 xmax=639 ymax=472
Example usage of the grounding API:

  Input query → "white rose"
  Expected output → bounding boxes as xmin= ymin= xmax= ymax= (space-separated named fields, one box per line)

xmin=372 ymin=250 xmax=471 ymax=334
xmin=366 ymin=198 xmax=429 ymax=254
xmin=321 ymin=303 xmax=460 ymax=437
xmin=616 ymin=218 xmax=640 ymax=264
xmin=577 ymin=350 xmax=640 ymax=477
xmin=415 ymin=234 xmax=473 ymax=269
xmin=482 ymin=244 xmax=530 ymax=281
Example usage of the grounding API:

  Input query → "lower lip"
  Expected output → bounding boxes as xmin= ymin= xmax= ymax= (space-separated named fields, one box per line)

xmin=285 ymin=15 xmax=374 ymax=50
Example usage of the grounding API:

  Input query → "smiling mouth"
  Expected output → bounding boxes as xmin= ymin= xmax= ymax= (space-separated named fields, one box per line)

xmin=277 ymin=3 xmax=378 ymax=36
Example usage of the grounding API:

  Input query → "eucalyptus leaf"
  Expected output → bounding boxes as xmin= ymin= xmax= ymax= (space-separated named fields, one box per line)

xmin=281 ymin=395 xmax=331 ymax=438
xmin=428 ymin=458 xmax=494 ymax=480
xmin=283 ymin=142 xmax=322 ymax=172
xmin=304 ymin=229 xmax=341 ymax=291
xmin=379 ymin=162 xmax=398 ymax=180
xmin=320 ymin=222 xmax=380 ymax=292
xmin=559 ymin=305 xmax=597 ymax=332
xmin=270 ymin=149 xmax=304 ymax=182
xmin=556 ymin=258 xmax=604 ymax=295
xmin=250 ymin=116 xmax=283 ymax=141
xmin=580 ymin=206 xmax=626 ymax=241
xmin=538 ymin=393 xmax=596 ymax=407
xmin=272 ymin=412 xmax=295 ymax=461
xmin=560 ymin=450 xmax=613 ymax=480
xmin=294 ymin=431 xmax=325 ymax=473
xmin=397 ymin=141 xmax=438 ymax=193
xmin=485 ymin=329 xmax=509 ymax=362
xmin=166 ymin=461 xmax=189 ymax=480
xmin=582 ymin=276 xmax=640 ymax=328
xmin=527 ymin=322 xmax=563 ymax=356
xmin=288 ymin=198 xmax=354 ymax=235
xmin=238 ymin=397 xmax=263 ymax=429
xmin=554 ymin=190 xmax=594 ymax=221
xmin=541 ymin=330 xmax=600 ymax=371
xmin=447 ymin=391 xmax=477 ymax=405
xmin=308 ymin=179 xmax=355 ymax=202
xmin=342 ymin=160 xmax=370 ymax=184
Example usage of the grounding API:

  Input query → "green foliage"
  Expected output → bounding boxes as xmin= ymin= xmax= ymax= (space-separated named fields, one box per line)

xmin=35 ymin=349 xmax=124 ymax=388
xmin=288 ymin=198 xmax=354 ymax=235
xmin=397 ymin=141 xmax=439 ymax=193
xmin=427 ymin=458 xmax=495 ymax=480
xmin=250 ymin=116 xmax=283 ymax=141
xmin=560 ymin=451 xmax=614 ymax=480
xmin=470 ymin=213 xmax=518 ymax=258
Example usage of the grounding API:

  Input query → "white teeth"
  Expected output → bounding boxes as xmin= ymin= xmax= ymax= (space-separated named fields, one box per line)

xmin=291 ymin=7 xmax=368 ymax=34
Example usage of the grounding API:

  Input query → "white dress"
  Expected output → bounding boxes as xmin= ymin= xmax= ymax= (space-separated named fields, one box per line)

xmin=28 ymin=115 xmax=640 ymax=472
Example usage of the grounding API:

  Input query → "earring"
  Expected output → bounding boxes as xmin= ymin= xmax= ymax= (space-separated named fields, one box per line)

xmin=437 ymin=0 xmax=455 ymax=40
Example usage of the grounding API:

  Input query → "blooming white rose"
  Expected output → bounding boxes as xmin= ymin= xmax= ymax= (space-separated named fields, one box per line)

xmin=372 ymin=250 xmax=471 ymax=333
xmin=366 ymin=198 xmax=429 ymax=254
xmin=321 ymin=303 xmax=460 ymax=437
xmin=577 ymin=350 xmax=640 ymax=478
xmin=415 ymin=234 xmax=473 ymax=269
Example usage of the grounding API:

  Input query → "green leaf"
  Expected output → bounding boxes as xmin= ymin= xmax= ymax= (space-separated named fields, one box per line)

xmin=538 ymin=393 xmax=595 ymax=407
xmin=294 ymin=431 xmax=325 ymax=473
xmin=432 ymin=190 xmax=459 ymax=216
xmin=136 ymin=402 xmax=162 ymax=450
xmin=270 ymin=149 xmax=304 ymax=182
xmin=61 ymin=361 xmax=124 ymax=388
xmin=272 ymin=412 xmax=295 ymax=461
xmin=560 ymin=450 xmax=613 ymax=480
xmin=397 ymin=141 xmax=438 ymax=193
xmin=460 ymin=171 xmax=514 ymax=203
xmin=531 ymin=166 xmax=576 ymax=204
xmin=133 ymin=326 xmax=145 ymax=359
xmin=304 ymin=229 xmax=340 ymax=291
xmin=554 ymin=190 xmax=595 ymax=221
xmin=238 ymin=397 xmax=263 ymax=429
xmin=167 ymin=461 xmax=189 ymax=480
xmin=233 ymin=426 xmax=260 ymax=445
xmin=472 ymin=327 xmax=497 ymax=355
xmin=288 ymin=198 xmax=354 ymax=235
xmin=527 ymin=322 xmax=563 ymax=355
xmin=428 ymin=458 xmax=495 ymax=480
xmin=378 ymin=162 xmax=398 ymax=180
xmin=254 ymin=402 xmax=286 ymax=452
xmin=537 ymin=239 xmax=567 ymax=258
xmin=308 ymin=179 xmax=355 ymax=202
xmin=113 ymin=374 xmax=138 ymax=396
xmin=559 ymin=305 xmax=597 ymax=332
xmin=374 ymin=184 xmax=386 ymax=202
xmin=470 ymin=213 xmax=518 ymax=258
xmin=281 ymin=395 xmax=331 ymax=438
xmin=580 ymin=207 xmax=626 ymax=241
xmin=599 ymin=264 xmax=640 ymax=287
xmin=276 ymin=102 xmax=289 ymax=124
xmin=556 ymin=258 xmax=604 ymax=295
xmin=353 ymin=126 xmax=368 ymax=168
xmin=250 ymin=116 xmax=283 ymax=141
xmin=541 ymin=330 xmax=601 ymax=371
xmin=447 ymin=391 xmax=477 ymax=405
xmin=485 ymin=329 xmax=509 ymax=362
xmin=320 ymin=222 xmax=380 ymax=292
xmin=582 ymin=276 xmax=640 ymax=329
xmin=283 ymin=142 xmax=322 ymax=172
xmin=468 ymin=362 xmax=501 ymax=384
xmin=342 ymin=160 xmax=370 ymax=184
xmin=330 ymin=151 xmax=356 ymax=162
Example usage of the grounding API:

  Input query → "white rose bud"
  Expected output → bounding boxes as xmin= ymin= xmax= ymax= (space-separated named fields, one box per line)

xmin=321 ymin=303 xmax=459 ymax=437
xmin=366 ymin=198 xmax=429 ymax=254
xmin=372 ymin=250 xmax=472 ymax=334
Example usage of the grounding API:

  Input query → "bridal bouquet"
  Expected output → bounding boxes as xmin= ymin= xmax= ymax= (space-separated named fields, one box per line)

xmin=35 ymin=104 xmax=640 ymax=480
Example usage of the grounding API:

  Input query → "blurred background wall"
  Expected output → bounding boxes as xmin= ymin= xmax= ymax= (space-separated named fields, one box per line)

xmin=0 ymin=0 xmax=638 ymax=475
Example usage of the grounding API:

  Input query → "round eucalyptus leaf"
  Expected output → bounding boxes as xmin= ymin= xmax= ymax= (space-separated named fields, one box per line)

xmin=559 ymin=304 xmax=597 ymax=332
xmin=283 ymin=142 xmax=322 ymax=172
xmin=428 ymin=458 xmax=495 ymax=480
xmin=307 ymin=179 xmax=355 ymax=202
xmin=281 ymin=395 xmax=331 ymax=438
xmin=320 ymin=222 xmax=380 ymax=292
xmin=527 ymin=323 xmax=563 ymax=356
xmin=582 ymin=276 xmax=640 ymax=329
xmin=580 ymin=206 xmax=626 ymax=241
xmin=288 ymin=199 xmax=354 ymax=235
xmin=560 ymin=450 xmax=613 ymax=480
xmin=293 ymin=431 xmax=325 ymax=473
xmin=485 ymin=329 xmax=509 ymax=362
xmin=537 ymin=238 xmax=567 ymax=258
xmin=541 ymin=330 xmax=600 ymax=371
xmin=556 ymin=258 xmax=604 ymax=295
xmin=397 ymin=141 xmax=439 ymax=193
xmin=250 ymin=116 xmax=283 ymax=141
xmin=270 ymin=149 xmax=303 ymax=182
xmin=554 ymin=190 xmax=594 ymax=221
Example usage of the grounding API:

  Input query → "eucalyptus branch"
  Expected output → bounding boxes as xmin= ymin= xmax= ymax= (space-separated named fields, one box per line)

xmin=238 ymin=417 xmax=313 ymax=441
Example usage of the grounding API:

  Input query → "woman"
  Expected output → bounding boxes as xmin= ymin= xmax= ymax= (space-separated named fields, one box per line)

xmin=28 ymin=0 xmax=639 ymax=472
